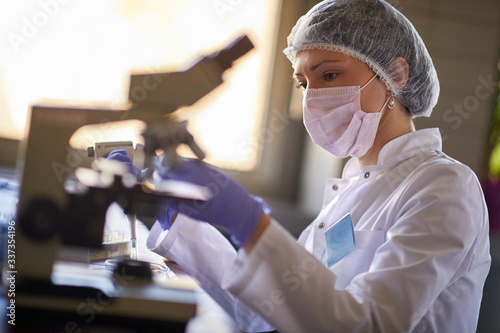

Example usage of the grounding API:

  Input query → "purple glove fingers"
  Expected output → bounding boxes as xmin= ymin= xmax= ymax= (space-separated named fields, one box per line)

xmin=106 ymin=149 xmax=140 ymax=177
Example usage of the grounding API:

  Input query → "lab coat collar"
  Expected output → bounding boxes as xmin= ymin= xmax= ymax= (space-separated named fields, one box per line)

xmin=343 ymin=128 xmax=442 ymax=178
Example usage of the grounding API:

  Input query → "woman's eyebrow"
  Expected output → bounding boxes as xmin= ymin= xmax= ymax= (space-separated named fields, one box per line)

xmin=294 ymin=59 xmax=343 ymax=77
xmin=310 ymin=60 xmax=342 ymax=71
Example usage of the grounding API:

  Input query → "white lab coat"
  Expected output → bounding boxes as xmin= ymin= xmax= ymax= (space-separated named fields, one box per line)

xmin=147 ymin=128 xmax=491 ymax=333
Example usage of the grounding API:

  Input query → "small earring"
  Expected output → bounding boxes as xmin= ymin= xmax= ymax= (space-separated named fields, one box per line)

xmin=388 ymin=95 xmax=396 ymax=109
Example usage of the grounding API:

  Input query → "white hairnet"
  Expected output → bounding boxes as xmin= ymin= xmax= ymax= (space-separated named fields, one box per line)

xmin=284 ymin=0 xmax=439 ymax=118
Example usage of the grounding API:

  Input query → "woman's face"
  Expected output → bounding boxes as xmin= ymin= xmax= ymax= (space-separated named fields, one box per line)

xmin=293 ymin=49 xmax=389 ymax=113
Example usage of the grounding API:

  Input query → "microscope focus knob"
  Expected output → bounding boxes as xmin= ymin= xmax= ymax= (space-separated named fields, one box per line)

xmin=18 ymin=198 xmax=60 ymax=241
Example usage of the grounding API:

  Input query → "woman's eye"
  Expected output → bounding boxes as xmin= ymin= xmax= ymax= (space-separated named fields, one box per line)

xmin=296 ymin=82 xmax=307 ymax=90
xmin=324 ymin=73 xmax=338 ymax=81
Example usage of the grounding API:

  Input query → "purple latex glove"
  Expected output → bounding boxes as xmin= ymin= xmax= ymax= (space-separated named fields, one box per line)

xmin=106 ymin=149 xmax=140 ymax=177
xmin=157 ymin=158 xmax=270 ymax=246
xmin=157 ymin=206 xmax=178 ymax=231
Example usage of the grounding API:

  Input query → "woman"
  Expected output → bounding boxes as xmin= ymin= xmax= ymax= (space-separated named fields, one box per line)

xmin=143 ymin=0 xmax=491 ymax=332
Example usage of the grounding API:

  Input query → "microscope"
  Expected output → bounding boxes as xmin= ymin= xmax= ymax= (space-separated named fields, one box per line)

xmin=11 ymin=35 xmax=254 ymax=332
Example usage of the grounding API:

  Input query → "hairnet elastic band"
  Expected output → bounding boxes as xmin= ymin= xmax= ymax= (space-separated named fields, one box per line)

xmin=285 ymin=43 xmax=399 ymax=95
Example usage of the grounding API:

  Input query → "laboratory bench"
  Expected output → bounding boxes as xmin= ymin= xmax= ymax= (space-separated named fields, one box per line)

xmin=0 ymin=260 xmax=240 ymax=333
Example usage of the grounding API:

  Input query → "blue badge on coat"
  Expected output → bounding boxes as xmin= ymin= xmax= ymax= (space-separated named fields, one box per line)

xmin=324 ymin=213 xmax=355 ymax=267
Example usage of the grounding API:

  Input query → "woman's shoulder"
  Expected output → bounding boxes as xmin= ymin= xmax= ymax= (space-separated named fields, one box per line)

xmin=401 ymin=150 xmax=485 ymax=205
xmin=415 ymin=150 xmax=479 ymax=181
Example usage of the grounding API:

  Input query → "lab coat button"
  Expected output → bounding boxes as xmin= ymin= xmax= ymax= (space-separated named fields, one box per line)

xmin=364 ymin=172 xmax=370 ymax=179
xmin=332 ymin=184 xmax=339 ymax=191
xmin=318 ymin=222 xmax=325 ymax=229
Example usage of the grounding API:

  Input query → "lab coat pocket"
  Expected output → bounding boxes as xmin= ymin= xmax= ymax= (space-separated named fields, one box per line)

xmin=328 ymin=229 xmax=385 ymax=290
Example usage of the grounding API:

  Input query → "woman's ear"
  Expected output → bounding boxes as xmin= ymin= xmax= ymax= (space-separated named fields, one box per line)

xmin=391 ymin=57 xmax=409 ymax=90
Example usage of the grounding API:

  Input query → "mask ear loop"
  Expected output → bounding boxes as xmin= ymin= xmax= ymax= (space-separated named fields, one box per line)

xmin=360 ymin=74 xmax=378 ymax=90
